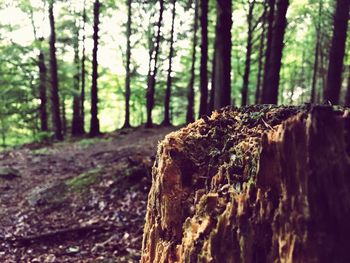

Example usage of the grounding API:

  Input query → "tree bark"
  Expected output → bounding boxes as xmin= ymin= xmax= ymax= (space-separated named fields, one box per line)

xmin=261 ymin=0 xmax=275 ymax=102
xmin=146 ymin=0 xmax=164 ymax=128
xmin=213 ymin=0 xmax=232 ymax=110
xmin=80 ymin=2 xmax=86 ymax=134
xmin=208 ymin=49 xmax=216 ymax=114
xmin=38 ymin=51 xmax=48 ymax=132
xmin=241 ymin=1 xmax=255 ymax=106
xmin=141 ymin=105 xmax=350 ymax=262
xmin=255 ymin=3 xmax=267 ymax=104
xmin=324 ymin=0 xmax=350 ymax=104
xmin=163 ymin=0 xmax=176 ymax=126
xmin=345 ymin=66 xmax=350 ymax=106
xmin=71 ymin=20 xmax=83 ymax=136
xmin=261 ymin=0 xmax=289 ymax=104
xmin=61 ymin=96 xmax=67 ymax=136
xmin=90 ymin=0 xmax=101 ymax=137
xmin=48 ymin=0 xmax=63 ymax=141
xmin=123 ymin=0 xmax=132 ymax=128
xmin=310 ymin=0 xmax=322 ymax=103
xmin=198 ymin=0 xmax=209 ymax=117
xmin=186 ymin=0 xmax=199 ymax=124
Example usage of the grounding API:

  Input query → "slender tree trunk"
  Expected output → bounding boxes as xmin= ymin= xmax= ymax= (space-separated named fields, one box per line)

xmin=198 ymin=0 xmax=209 ymax=116
xmin=310 ymin=0 xmax=322 ymax=103
xmin=255 ymin=4 xmax=267 ymax=104
xmin=186 ymin=0 xmax=199 ymax=124
xmin=80 ymin=2 xmax=86 ymax=134
xmin=213 ymin=0 xmax=232 ymax=110
xmin=208 ymin=49 xmax=216 ymax=113
xmin=38 ymin=52 xmax=48 ymax=132
xmin=146 ymin=0 xmax=164 ymax=128
xmin=324 ymin=0 xmax=350 ymax=104
xmin=241 ymin=1 xmax=255 ymax=106
xmin=261 ymin=0 xmax=289 ymax=104
xmin=48 ymin=0 xmax=63 ymax=140
xmin=163 ymin=0 xmax=176 ymax=126
xmin=123 ymin=0 xmax=132 ymax=128
xmin=345 ymin=66 xmax=350 ymax=106
xmin=72 ymin=21 xmax=83 ymax=136
xmin=90 ymin=0 xmax=101 ymax=136
xmin=62 ymin=96 xmax=67 ymax=135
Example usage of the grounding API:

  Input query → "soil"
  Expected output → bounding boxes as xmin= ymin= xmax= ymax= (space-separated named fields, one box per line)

xmin=0 ymin=126 xmax=175 ymax=263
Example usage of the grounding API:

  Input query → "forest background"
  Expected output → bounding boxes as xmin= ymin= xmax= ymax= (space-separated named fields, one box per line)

xmin=0 ymin=0 xmax=349 ymax=147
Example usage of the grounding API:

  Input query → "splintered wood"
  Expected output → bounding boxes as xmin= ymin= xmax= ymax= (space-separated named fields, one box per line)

xmin=141 ymin=105 xmax=350 ymax=263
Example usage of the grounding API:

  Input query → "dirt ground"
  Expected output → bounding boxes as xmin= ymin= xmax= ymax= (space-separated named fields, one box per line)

xmin=0 ymin=126 xmax=175 ymax=263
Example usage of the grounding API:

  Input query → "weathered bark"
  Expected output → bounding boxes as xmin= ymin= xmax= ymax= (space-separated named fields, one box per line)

xmin=90 ymin=0 xmax=101 ymax=137
xmin=123 ymin=0 xmax=132 ymax=128
xmin=186 ymin=0 xmax=199 ymax=124
xmin=141 ymin=105 xmax=350 ymax=263
xmin=213 ymin=0 xmax=232 ymax=110
xmin=48 ymin=0 xmax=63 ymax=141
xmin=261 ymin=0 xmax=289 ymax=104
xmin=241 ymin=1 xmax=255 ymax=106
xmin=198 ymin=0 xmax=209 ymax=117
xmin=163 ymin=0 xmax=176 ymax=126
xmin=310 ymin=0 xmax=322 ymax=103
xmin=324 ymin=0 xmax=350 ymax=104
xmin=146 ymin=0 xmax=164 ymax=128
xmin=38 ymin=51 xmax=48 ymax=132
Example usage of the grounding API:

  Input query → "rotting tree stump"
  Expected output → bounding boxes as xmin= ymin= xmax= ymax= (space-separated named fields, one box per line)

xmin=141 ymin=105 xmax=350 ymax=263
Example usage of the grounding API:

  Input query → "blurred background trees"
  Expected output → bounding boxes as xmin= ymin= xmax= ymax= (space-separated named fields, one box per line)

xmin=0 ymin=0 xmax=349 ymax=146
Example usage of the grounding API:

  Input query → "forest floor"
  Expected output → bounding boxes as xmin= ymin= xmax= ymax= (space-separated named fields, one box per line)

xmin=0 ymin=126 xmax=176 ymax=263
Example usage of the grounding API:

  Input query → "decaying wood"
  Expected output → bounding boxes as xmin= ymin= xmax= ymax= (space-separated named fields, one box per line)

xmin=141 ymin=105 xmax=350 ymax=263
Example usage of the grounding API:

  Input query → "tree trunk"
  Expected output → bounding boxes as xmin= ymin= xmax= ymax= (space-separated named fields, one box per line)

xmin=324 ymin=0 xmax=350 ymax=104
xmin=141 ymin=105 xmax=350 ymax=263
xmin=61 ymin=96 xmax=67 ymax=136
xmin=310 ymin=0 xmax=322 ymax=103
xmin=345 ymin=66 xmax=350 ymax=106
xmin=80 ymin=2 xmax=86 ymax=134
xmin=38 ymin=51 xmax=48 ymax=132
xmin=123 ymin=0 xmax=132 ymax=128
xmin=261 ymin=0 xmax=275 ymax=102
xmin=71 ymin=21 xmax=83 ymax=136
xmin=90 ymin=0 xmax=101 ymax=137
xmin=163 ymin=0 xmax=176 ymax=126
xmin=198 ymin=0 xmax=209 ymax=117
xmin=241 ymin=1 xmax=255 ymax=106
xmin=48 ymin=0 xmax=63 ymax=141
xmin=146 ymin=0 xmax=164 ymax=128
xmin=261 ymin=0 xmax=289 ymax=104
xmin=208 ymin=49 xmax=216 ymax=114
xmin=255 ymin=3 xmax=267 ymax=104
xmin=186 ymin=0 xmax=199 ymax=124
xmin=213 ymin=0 xmax=232 ymax=110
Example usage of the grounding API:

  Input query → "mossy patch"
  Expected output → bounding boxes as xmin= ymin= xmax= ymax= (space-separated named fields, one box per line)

xmin=76 ymin=137 xmax=112 ymax=148
xmin=66 ymin=168 xmax=102 ymax=192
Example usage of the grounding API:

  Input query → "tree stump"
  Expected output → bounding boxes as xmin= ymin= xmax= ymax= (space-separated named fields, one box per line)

xmin=141 ymin=105 xmax=350 ymax=263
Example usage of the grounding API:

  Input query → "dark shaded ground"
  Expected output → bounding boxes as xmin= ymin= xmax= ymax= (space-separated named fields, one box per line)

xmin=0 ymin=126 xmax=175 ymax=263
